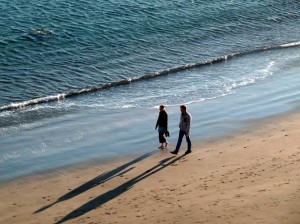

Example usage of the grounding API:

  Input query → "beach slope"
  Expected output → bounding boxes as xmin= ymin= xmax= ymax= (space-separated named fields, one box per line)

xmin=1 ymin=112 xmax=300 ymax=224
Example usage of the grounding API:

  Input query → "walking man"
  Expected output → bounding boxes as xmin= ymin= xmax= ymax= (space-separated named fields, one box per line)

xmin=171 ymin=105 xmax=192 ymax=155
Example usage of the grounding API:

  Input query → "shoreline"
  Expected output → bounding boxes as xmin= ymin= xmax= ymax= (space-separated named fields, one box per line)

xmin=1 ymin=109 xmax=300 ymax=223
xmin=1 ymin=104 xmax=294 ymax=185
xmin=2 ymin=51 xmax=300 ymax=182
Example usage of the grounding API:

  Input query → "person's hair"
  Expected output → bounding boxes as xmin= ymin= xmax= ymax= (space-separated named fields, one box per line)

xmin=159 ymin=105 xmax=165 ymax=110
xmin=180 ymin=105 xmax=187 ymax=110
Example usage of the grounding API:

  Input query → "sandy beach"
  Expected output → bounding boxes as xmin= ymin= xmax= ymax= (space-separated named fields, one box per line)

xmin=1 ymin=111 xmax=300 ymax=224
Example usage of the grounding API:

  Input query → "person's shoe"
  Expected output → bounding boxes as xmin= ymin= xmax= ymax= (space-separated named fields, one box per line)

xmin=158 ymin=145 xmax=164 ymax=149
xmin=184 ymin=149 xmax=192 ymax=155
xmin=170 ymin=150 xmax=178 ymax=155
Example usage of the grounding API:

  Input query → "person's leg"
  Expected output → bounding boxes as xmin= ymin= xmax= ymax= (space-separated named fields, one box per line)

xmin=186 ymin=135 xmax=191 ymax=150
xmin=174 ymin=129 xmax=185 ymax=153
xmin=184 ymin=134 xmax=192 ymax=154
xmin=158 ymin=132 xmax=165 ymax=148
xmin=159 ymin=132 xmax=164 ymax=143
xmin=164 ymin=139 xmax=168 ymax=148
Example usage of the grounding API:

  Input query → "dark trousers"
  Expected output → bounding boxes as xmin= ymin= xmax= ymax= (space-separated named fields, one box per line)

xmin=158 ymin=127 xmax=166 ymax=143
xmin=159 ymin=132 xmax=166 ymax=143
xmin=174 ymin=129 xmax=191 ymax=153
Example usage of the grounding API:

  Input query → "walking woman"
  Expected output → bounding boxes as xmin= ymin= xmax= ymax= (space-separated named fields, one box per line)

xmin=155 ymin=105 xmax=168 ymax=149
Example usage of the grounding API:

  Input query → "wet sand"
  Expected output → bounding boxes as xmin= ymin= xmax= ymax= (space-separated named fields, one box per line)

xmin=1 ymin=111 xmax=300 ymax=224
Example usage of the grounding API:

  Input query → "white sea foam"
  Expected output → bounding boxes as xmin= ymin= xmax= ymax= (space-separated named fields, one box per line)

xmin=280 ymin=41 xmax=300 ymax=48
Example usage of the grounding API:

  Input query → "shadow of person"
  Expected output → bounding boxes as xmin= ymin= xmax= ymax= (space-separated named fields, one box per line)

xmin=55 ymin=154 xmax=186 ymax=224
xmin=34 ymin=151 xmax=157 ymax=214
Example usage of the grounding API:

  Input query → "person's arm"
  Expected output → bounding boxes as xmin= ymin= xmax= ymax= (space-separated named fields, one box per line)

xmin=155 ymin=112 xmax=160 ymax=129
xmin=186 ymin=114 xmax=191 ymax=135
xmin=166 ymin=113 xmax=168 ymax=131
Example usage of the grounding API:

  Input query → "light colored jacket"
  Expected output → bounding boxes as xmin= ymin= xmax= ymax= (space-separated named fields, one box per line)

xmin=179 ymin=112 xmax=191 ymax=133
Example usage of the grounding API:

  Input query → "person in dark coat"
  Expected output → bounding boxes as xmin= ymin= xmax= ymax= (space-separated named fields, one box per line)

xmin=155 ymin=105 xmax=168 ymax=149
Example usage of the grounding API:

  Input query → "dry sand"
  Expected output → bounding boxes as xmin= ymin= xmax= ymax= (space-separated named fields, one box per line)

xmin=1 ymin=112 xmax=300 ymax=224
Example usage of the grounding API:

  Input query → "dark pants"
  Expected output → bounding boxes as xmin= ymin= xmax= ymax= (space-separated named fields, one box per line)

xmin=158 ymin=127 xmax=166 ymax=143
xmin=174 ymin=129 xmax=191 ymax=153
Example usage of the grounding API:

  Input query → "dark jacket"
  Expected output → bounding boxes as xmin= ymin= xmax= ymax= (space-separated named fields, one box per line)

xmin=156 ymin=110 xmax=168 ymax=129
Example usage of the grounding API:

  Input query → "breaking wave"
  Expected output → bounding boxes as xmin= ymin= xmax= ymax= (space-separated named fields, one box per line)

xmin=1 ymin=41 xmax=300 ymax=112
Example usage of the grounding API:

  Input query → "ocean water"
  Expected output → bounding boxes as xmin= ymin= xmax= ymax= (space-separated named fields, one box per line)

xmin=0 ymin=0 xmax=300 ymax=181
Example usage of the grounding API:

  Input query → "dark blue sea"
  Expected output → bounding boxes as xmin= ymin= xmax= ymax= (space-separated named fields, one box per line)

xmin=1 ymin=0 xmax=300 ymax=181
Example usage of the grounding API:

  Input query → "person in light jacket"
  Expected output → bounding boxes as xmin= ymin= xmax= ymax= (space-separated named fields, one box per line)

xmin=171 ymin=105 xmax=192 ymax=155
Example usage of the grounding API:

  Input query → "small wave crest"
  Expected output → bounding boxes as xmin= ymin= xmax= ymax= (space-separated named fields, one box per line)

xmin=280 ymin=41 xmax=300 ymax=48
xmin=22 ymin=28 xmax=54 ymax=42
xmin=0 ymin=94 xmax=66 ymax=111
xmin=1 ymin=41 xmax=300 ymax=112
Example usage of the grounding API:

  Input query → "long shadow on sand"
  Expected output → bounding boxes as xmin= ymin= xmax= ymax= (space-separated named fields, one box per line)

xmin=34 ymin=151 xmax=157 ymax=214
xmin=55 ymin=154 xmax=186 ymax=224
